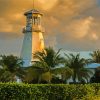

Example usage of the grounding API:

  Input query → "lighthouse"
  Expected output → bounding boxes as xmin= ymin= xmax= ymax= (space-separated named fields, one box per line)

xmin=21 ymin=8 xmax=45 ymax=67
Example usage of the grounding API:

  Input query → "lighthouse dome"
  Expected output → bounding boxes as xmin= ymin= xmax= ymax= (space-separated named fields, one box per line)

xmin=24 ymin=9 xmax=43 ymax=16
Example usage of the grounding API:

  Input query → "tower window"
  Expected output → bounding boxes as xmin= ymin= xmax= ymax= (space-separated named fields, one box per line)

xmin=26 ymin=16 xmax=32 ymax=27
xmin=33 ymin=17 xmax=41 ymax=25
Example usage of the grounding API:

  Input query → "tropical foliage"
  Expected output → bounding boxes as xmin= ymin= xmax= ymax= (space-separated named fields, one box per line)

xmin=24 ymin=61 xmax=50 ymax=83
xmin=90 ymin=50 xmax=100 ymax=63
xmin=24 ymin=47 xmax=66 ymax=83
xmin=90 ymin=66 xmax=100 ymax=83
xmin=64 ymin=53 xmax=92 ymax=83
xmin=0 ymin=48 xmax=98 ymax=83
xmin=0 ymin=55 xmax=25 ymax=82
xmin=33 ymin=47 xmax=64 ymax=68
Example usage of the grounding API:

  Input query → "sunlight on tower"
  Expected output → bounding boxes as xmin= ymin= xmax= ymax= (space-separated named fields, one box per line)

xmin=21 ymin=0 xmax=45 ymax=67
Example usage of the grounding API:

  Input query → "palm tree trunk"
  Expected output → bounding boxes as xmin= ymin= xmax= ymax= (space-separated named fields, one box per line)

xmin=73 ymin=71 xmax=76 ymax=83
xmin=73 ymin=77 xmax=76 ymax=83
xmin=38 ymin=75 xmax=42 ymax=84
xmin=48 ymin=69 xmax=51 ymax=84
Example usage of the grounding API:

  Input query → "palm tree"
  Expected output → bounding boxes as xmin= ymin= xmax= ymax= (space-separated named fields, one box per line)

xmin=0 ymin=55 xmax=25 ymax=82
xmin=90 ymin=50 xmax=100 ymax=63
xmin=90 ymin=66 xmax=100 ymax=83
xmin=64 ymin=53 xmax=92 ymax=83
xmin=24 ymin=47 xmax=73 ymax=83
xmin=33 ymin=47 xmax=64 ymax=68
xmin=0 ymin=69 xmax=12 ymax=82
xmin=51 ymin=67 xmax=73 ymax=83
xmin=24 ymin=61 xmax=50 ymax=83
xmin=26 ymin=47 xmax=72 ymax=83
xmin=26 ymin=47 xmax=63 ymax=83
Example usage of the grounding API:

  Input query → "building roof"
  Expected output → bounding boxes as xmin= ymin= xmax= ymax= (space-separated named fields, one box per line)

xmin=24 ymin=9 xmax=43 ymax=16
xmin=86 ymin=63 xmax=100 ymax=69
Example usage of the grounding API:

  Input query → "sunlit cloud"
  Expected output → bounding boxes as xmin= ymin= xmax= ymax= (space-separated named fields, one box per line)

xmin=0 ymin=18 xmax=13 ymax=32
xmin=0 ymin=0 xmax=100 ymax=54
xmin=13 ymin=13 xmax=23 ymax=20
xmin=91 ymin=33 xmax=99 ymax=40
xmin=66 ymin=16 xmax=94 ymax=39
xmin=37 ymin=0 xmax=58 ymax=11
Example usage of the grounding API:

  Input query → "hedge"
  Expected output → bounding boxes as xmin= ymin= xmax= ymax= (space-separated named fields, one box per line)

xmin=0 ymin=83 xmax=100 ymax=100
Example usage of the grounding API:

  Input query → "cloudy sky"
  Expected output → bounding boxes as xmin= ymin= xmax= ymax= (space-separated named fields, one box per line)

xmin=0 ymin=0 xmax=100 ymax=56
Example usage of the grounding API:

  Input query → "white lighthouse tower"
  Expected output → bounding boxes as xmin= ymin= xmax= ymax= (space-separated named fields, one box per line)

xmin=21 ymin=7 xmax=45 ymax=67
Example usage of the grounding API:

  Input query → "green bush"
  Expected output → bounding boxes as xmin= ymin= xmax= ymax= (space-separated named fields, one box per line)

xmin=81 ymin=95 xmax=100 ymax=100
xmin=0 ymin=83 xmax=100 ymax=100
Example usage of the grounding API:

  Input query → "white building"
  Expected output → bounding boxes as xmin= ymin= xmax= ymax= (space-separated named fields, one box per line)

xmin=21 ymin=9 xmax=45 ymax=67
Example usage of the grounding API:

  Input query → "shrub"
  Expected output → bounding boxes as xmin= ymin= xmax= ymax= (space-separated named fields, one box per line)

xmin=0 ymin=83 xmax=99 ymax=100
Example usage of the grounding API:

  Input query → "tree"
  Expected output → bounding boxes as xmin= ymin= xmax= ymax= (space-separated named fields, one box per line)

xmin=64 ymin=53 xmax=92 ymax=83
xmin=33 ymin=47 xmax=64 ymax=68
xmin=25 ymin=47 xmax=72 ymax=83
xmin=90 ymin=66 xmax=100 ymax=83
xmin=0 ymin=55 xmax=25 ymax=82
xmin=24 ymin=61 xmax=50 ymax=83
xmin=51 ymin=67 xmax=73 ymax=83
xmin=0 ymin=69 xmax=12 ymax=82
xmin=90 ymin=50 xmax=100 ymax=63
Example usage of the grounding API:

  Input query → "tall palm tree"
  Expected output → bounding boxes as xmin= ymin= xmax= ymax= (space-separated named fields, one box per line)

xmin=0 ymin=55 xmax=25 ymax=82
xmin=27 ymin=47 xmax=64 ymax=83
xmin=90 ymin=66 xmax=100 ymax=83
xmin=51 ymin=67 xmax=73 ymax=83
xmin=90 ymin=50 xmax=100 ymax=63
xmin=24 ymin=47 xmax=73 ymax=83
xmin=25 ymin=62 xmax=73 ymax=83
xmin=27 ymin=47 xmax=72 ymax=83
xmin=0 ymin=69 xmax=12 ymax=82
xmin=64 ymin=53 xmax=92 ymax=83
xmin=24 ymin=61 xmax=50 ymax=83
xmin=33 ymin=47 xmax=64 ymax=68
